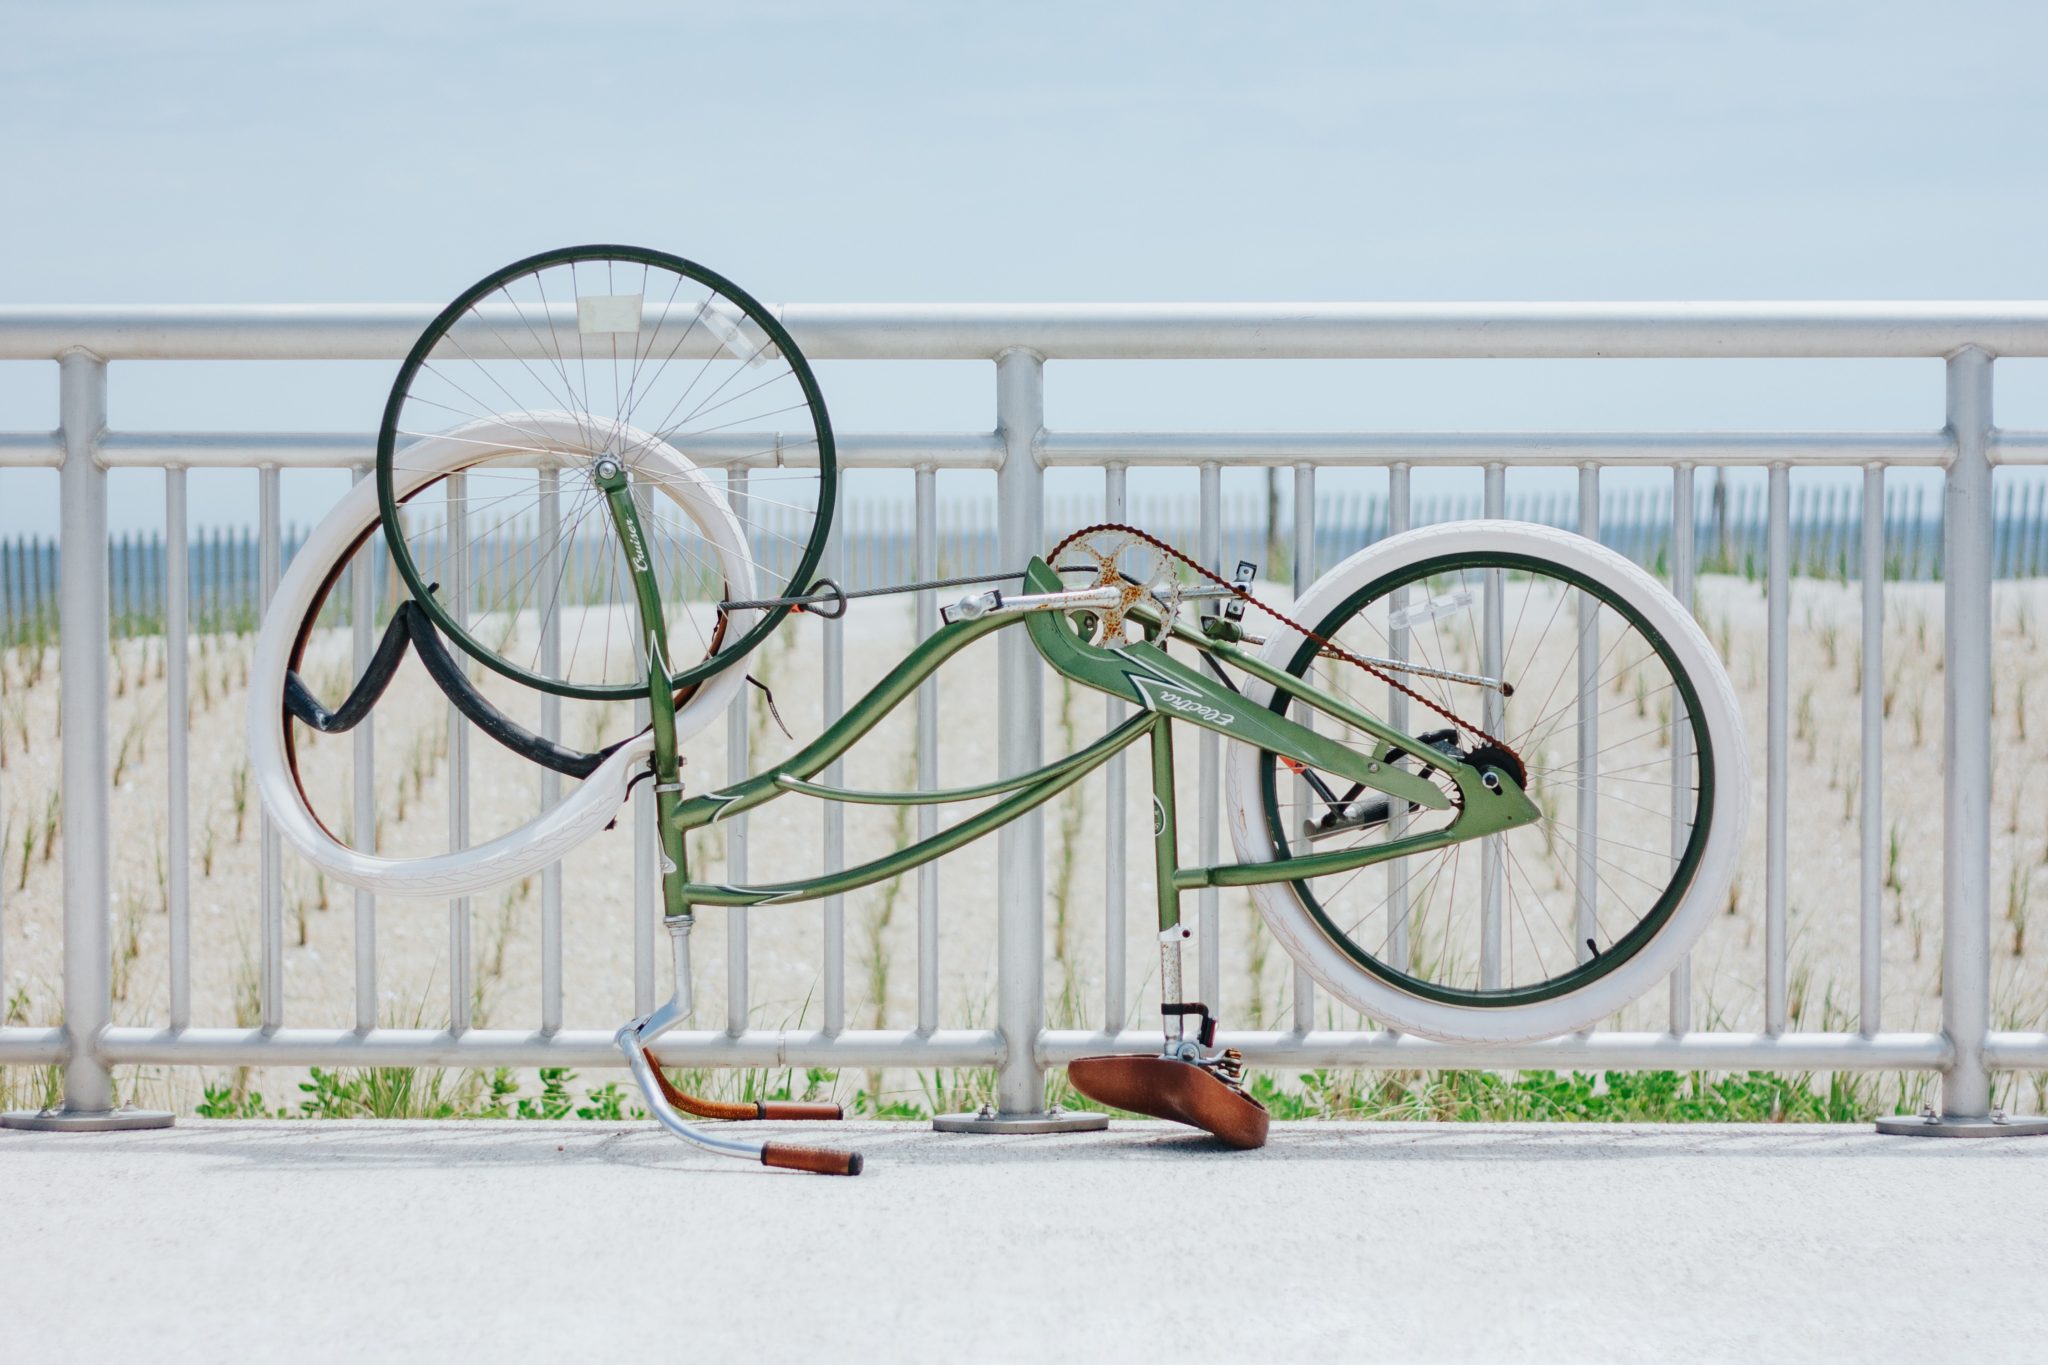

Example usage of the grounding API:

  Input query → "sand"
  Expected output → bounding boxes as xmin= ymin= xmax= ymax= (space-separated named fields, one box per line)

xmin=2 ymin=569 xmax=2045 ymax=1116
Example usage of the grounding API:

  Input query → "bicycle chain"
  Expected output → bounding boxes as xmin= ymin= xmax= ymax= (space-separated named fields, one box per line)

xmin=1047 ymin=522 xmax=1517 ymax=761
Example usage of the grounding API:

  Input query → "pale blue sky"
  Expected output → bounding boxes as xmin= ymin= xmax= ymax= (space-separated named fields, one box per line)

xmin=4 ymin=1 xmax=2046 ymax=532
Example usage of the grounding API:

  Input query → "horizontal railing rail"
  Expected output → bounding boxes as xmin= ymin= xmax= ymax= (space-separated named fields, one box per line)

xmin=14 ymin=299 xmax=2048 ymax=359
xmin=2 ymin=300 xmax=2044 ymax=1129
xmin=4 ymin=487 xmax=2029 ymax=649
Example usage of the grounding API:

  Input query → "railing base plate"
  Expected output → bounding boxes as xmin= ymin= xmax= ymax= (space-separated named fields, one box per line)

xmin=1875 ymin=1112 xmax=2048 ymax=1138
xmin=1 ymin=1107 xmax=174 ymax=1133
xmin=932 ymin=1108 xmax=1107 ymax=1135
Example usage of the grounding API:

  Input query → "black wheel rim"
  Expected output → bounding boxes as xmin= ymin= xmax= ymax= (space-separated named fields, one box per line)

xmin=375 ymin=244 xmax=836 ymax=701
xmin=1258 ymin=550 xmax=1717 ymax=1007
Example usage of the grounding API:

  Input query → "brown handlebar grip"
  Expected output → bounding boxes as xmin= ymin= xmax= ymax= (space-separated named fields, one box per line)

xmin=757 ymin=1101 xmax=844 ymax=1121
xmin=760 ymin=1142 xmax=864 ymax=1176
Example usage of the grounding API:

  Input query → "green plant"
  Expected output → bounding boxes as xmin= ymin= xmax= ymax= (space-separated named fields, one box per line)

xmin=231 ymin=763 xmax=251 ymax=841
xmin=111 ymin=886 xmax=144 ymax=1003
xmin=1886 ymin=821 xmax=1905 ymax=923
xmin=486 ymin=878 xmax=533 ymax=982
xmin=576 ymin=1081 xmax=636 ymax=1121
xmin=861 ymin=746 xmax=919 ymax=1041
xmin=0 ymin=990 xmax=63 ymax=1115
xmin=39 ymin=789 xmax=60 ymax=865
xmin=296 ymin=1065 xmax=463 ymax=1119
xmin=1240 ymin=1066 xmax=1891 ymax=1124
xmin=2009 ymin=867 xmax=2032 ymax=958
xmin=1245 ymin=911 xmax=1272 ymax=1032
xmin=112 ymin=711 xmax=147 ymax=786
xmin=196 ymin=1083 xmax=282 ymax=1119
xmin=517 ymin=1068 xmax=577 ymax=1120
xmin=1048 ymin=674 xmax=1089 ymax=1029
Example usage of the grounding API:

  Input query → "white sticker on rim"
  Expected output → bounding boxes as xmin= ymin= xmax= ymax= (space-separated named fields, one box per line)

xmin=699 ymin=298 xmax=772 ymax=368
xmin=1387 ymin=589 xmax=1474 ymax=630
xmin=577 ymin=293 xmax=645 ymax=335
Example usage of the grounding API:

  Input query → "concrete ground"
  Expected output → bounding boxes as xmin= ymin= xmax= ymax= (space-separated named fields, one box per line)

xmin=3 ymin=1119 xmax=2045 ymax=1363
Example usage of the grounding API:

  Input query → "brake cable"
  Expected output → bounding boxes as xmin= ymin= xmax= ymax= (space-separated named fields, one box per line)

xmin=713 ymin=524 xmax=1516 ymax=760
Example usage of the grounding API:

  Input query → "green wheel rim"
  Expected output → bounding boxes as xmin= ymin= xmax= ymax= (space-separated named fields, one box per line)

xmin=1258 ymin=550 xmax=1717 ymax=1007
xmin=376 ymin=244 xmax=837 ymax=702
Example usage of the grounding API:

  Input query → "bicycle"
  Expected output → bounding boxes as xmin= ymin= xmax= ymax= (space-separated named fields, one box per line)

xmin=251 ymin=245 xmax=1748 ymax=1175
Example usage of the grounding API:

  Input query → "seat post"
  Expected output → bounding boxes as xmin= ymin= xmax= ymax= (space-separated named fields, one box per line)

xmin=1148 ymin=717 xmax=1191 ymax=1048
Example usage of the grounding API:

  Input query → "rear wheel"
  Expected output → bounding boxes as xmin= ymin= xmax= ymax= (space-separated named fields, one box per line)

xmin=1222 ymin=520 xmax=1747 ymax=1042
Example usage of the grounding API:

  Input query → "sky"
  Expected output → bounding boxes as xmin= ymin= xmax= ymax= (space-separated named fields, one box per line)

xmin=4 ymin=1 xmax=2048 ymax=533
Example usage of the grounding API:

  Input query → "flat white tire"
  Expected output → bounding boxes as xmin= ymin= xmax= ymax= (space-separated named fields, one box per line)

xmin=247 ymin=414 xmax=756 ymax=897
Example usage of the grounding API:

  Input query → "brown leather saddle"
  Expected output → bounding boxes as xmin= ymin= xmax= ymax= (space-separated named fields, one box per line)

xmin=1068 ymin=1053 xmax=1270 ymax=1149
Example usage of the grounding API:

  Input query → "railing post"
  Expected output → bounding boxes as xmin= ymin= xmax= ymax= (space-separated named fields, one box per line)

xmin=1858 ymin=464 xmax=1885 ymax=1037
xmin=3 ymin=352 xmax=169 ymax=1131
xmin=720 ymin=716 xmax=748 ymax=1031
xmin=1102 ymin=461 xmax=1129 ymax=1035
xmin=1479 ymin=462 xmax=1505 ymax=989
xmin=166 ymin=465 xmax=192 ymax=1032
xmin=914 ymin=462 xmax=941 ymax=1036
xmin=1941 ymin=349 xmax=1994 ymax=1117
xmin=1881 ymin=345 xmax=2044 ymax=1136
xmin=1667 ymin=462 xmax=1695 ymax=1033
xmin=993 ymin=350 xmax=1047 ymax=1109
xmin=1196 ymin=461 xmax=1221 ymax=1005
xmin=819 ymin=499 xmax=846 ymax=1034
xmin=1765 ymin=463 xmax=1790 ymax=1034
xmin=259 ymin=465 xmax=284 ymax=1030
xmin=1289 ymin=462 xmax=1316 ymax=1033
xmin=934 ymin=348 xmax=1102 ymax=1133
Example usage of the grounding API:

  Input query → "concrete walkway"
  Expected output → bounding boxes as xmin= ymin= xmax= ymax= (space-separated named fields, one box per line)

xmin=3 ymin=1119 xmax=2044 ymax=1362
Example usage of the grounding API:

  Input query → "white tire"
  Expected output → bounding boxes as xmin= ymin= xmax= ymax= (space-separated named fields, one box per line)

xmin=248 ymin=414 xmax=757 ymax=897
xmin=1222 ymin=520 xmax=1747 ymax=1042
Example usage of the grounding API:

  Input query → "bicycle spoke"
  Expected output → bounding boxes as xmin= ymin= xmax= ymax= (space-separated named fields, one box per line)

xmin=1262 ymin=545 xmax=1711 ymax=1004
xmin=377 ymin=247 xmax=834 ymax=699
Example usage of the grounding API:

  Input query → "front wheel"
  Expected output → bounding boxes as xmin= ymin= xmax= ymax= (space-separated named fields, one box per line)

xmin=1223 ymin=520 xmax=1747 ymax=1042
xmin=376 ymin=245 xmax=837 ymax=702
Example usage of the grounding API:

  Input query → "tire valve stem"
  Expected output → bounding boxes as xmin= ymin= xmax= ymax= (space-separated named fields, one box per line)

xmin=1585 ymin=937 xmax=1599 ymax=959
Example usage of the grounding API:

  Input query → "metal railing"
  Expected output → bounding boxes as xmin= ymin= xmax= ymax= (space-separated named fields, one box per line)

xmin=1 ymin=301 xmax=2045 ymax=1128
xmin=8 ymin=481 xmax=2044 ymax=647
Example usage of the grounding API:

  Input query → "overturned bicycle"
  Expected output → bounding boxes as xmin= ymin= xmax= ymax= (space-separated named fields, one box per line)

xmin=251 ymin=246 xmax=1747 ymax=1174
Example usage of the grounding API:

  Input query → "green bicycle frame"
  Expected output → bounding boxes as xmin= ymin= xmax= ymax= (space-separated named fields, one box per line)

xmin=595 ymin=486 xmax=1539 ymax=948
